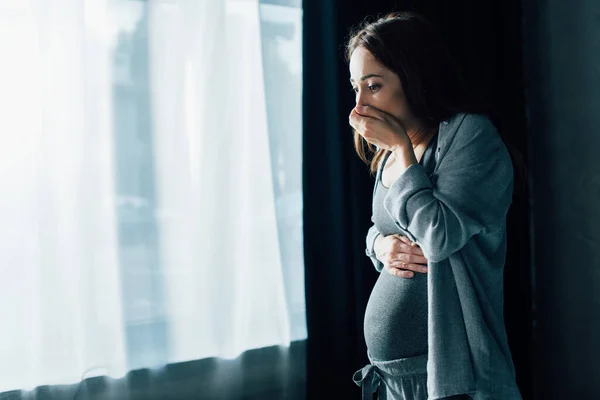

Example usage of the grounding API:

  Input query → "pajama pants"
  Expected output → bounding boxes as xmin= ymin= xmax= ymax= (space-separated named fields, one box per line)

xmin=352 ymin=351 xmax=472 ymax=400
xmin=353 ymin=351 xmax=427 ymax=400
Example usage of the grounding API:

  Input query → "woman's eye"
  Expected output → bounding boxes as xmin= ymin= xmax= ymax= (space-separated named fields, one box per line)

xmin=351 ymin=84 xmax=380 ymax=93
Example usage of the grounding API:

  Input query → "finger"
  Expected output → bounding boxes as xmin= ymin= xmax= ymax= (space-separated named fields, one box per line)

xmin=401 ymin=242 xmax=425 ymax=257
xmin=408 ymin=246 xmax=424 ymax=257
xmin=348 ymin=109 xmax=359 ymax=129
xmin=349 ymin=110 xmax=370 ymax=138
xmin=390 ymin=252 xmax=428 ymax=265
xmin=389 ymin=261 xmax=428 ymax=274
xmin=393 ymin=234 xmax=409 ymax=243
xmin=355 ymin=105 xmax=387 ymax=123
xmin=385 ymin=265 xmax=414 ymax=279
xmin=395 ymin=234 xmax=419 ymax=247
xmin=349 ymin=108 xmax=366 ymax=126
xmin=394 ymin=237 xmax=424 ymax=257
xmin=387 ymin=245 xmax=424 ymax=260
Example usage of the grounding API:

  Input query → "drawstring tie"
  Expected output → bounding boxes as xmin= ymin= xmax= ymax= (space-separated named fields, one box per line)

xmin=353 ymin=363 xmax=383 ymax=399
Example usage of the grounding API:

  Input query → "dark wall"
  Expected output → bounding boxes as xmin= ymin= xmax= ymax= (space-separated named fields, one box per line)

xmin=303 ymin=1 xmax=533 ymax=399
xmin=522 ymin=0 xmax=600 ymax=398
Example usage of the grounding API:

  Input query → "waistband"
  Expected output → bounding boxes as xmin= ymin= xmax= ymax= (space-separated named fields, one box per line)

xmin=368 ymin=351 xmax=428 ymax=376
xmin=352 ymin=352 xmax=428 ymax=400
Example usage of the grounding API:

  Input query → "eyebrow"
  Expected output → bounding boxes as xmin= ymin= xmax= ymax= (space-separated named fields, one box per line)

xmin=349 ymin=74 xmax=383 ymax=83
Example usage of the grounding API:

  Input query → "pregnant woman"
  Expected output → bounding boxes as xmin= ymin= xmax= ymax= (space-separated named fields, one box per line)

xmin=347 ymin=12 xmax=524 ymax=400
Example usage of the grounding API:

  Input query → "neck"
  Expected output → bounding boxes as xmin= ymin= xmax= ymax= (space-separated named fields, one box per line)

xmin=406 ymin=123 xmax=437 ymax=149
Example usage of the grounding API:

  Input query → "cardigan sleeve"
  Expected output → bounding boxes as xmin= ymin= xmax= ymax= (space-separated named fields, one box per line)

xmin=382 ymin=115 xmax=514 ymax=263
xmin=365 ymin=215 xmax=384 ymax=272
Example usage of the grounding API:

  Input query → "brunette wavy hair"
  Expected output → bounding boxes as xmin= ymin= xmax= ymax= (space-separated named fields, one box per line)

xmin=345 ymin=11 xmax=527 ymax=199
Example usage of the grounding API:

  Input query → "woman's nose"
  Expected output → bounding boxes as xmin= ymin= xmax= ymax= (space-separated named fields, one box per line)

xmin=355 ymin=100 xmax=369 ymax=109
xmin=355 ymin=92 xmax=369 ymax=107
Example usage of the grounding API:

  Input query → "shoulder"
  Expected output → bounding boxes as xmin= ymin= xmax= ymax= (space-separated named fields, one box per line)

xmin=445 ymin=113 xmax=504 ymax=153
xmin=440 ymin=113 xmax=511 ymax=169
xmin=452 ymin=113 xmax=499 ymax=141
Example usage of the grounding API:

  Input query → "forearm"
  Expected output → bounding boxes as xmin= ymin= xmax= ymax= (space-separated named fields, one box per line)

xmin=390 ymin=142 xmax=418 ymax=179
xmin=382 ymin=148 xmax=513 ymax=263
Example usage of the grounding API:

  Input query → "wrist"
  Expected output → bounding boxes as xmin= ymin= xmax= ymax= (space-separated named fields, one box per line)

xmin=390 ymin=143 xmax=418 ymax=171
xmin=389 ymin=136 xmax=411 ymax=152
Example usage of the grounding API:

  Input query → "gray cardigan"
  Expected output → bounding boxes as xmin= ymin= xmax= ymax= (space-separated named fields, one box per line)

xmin=364 ymin=113 xmax=523 ymax=399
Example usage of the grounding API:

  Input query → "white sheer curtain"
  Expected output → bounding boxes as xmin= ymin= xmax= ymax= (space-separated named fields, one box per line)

xmin=0 ymin=0 xmax=304 ymax=394
xmin=146 ymin=0 xmax=292 ymax=361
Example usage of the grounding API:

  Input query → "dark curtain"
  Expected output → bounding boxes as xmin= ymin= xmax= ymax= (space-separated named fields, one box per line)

xmin=302 ymin=1 xmax=532 ymax=399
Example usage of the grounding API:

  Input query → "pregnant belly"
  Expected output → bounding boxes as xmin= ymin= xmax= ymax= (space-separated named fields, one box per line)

xmin=364 ymin=270 xmax=428 ymax=361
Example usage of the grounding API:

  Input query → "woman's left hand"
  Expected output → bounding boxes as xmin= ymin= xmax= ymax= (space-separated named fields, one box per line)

xmin=348 ymin=105 xmax=411 ymax=151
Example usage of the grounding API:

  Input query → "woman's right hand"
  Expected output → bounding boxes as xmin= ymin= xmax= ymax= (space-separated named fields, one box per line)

xmin=374 ymin=234 xmax=429 ymax=278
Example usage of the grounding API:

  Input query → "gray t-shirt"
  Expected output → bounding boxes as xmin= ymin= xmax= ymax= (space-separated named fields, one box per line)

xmin=364 ymin=134 xmax=438 ymax=361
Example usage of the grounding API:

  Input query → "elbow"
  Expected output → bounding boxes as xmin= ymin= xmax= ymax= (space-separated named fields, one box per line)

xmin=417 ymin=230 xmax=469 ymax=264
xmin=419 ymin=229 xmax=481 ymax=263
xmin=421 ymin=245 xmax=452 ymax=264
xmin=410 ymin=220 xmax=457 ymax=264
xmin=413 ymin=214 xmax=484 ymax=264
